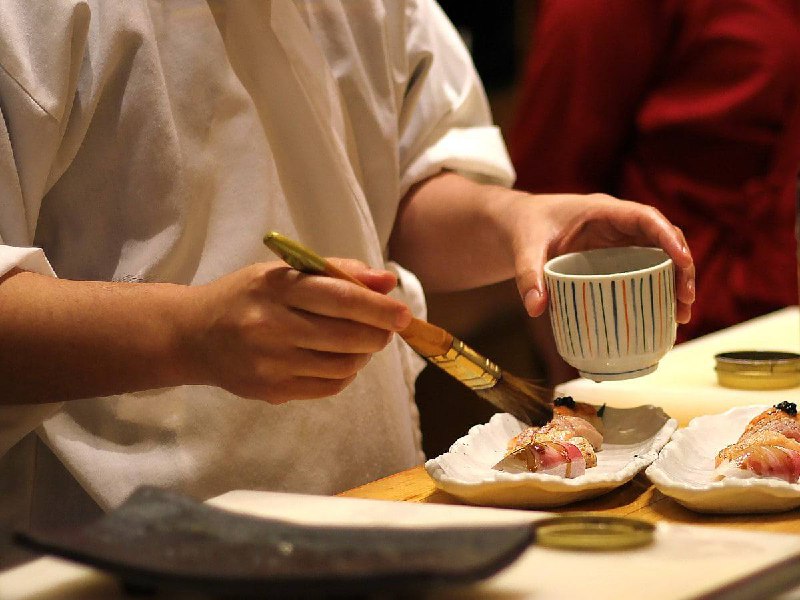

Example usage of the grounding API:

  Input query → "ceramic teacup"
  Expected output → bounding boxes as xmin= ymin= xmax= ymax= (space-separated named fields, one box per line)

xmin=543 ymin=246 xmax=676 ymax=381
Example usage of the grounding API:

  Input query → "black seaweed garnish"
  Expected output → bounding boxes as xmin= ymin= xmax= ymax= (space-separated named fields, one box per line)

xmin=596 ymin=403 xmax=606 ymax=418
xmin=775 ymin=401 xmax=797 ymax=416
xmin=553 ymin=396 xmax=575 ymax=409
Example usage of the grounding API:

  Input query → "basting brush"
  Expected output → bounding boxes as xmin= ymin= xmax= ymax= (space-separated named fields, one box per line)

xmin=263 ymin=232 xmax=554 ymax=426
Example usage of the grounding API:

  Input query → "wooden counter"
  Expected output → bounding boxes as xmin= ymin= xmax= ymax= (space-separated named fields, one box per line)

xmin=339 ymin=465 xmax=800 ymax=534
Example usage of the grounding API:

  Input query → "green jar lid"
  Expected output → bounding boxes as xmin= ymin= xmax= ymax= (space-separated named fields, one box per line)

xmin=533 ymin=515 xmax=655 ymax=551
xmin=714 ymin=351 xmax=800 ymax=390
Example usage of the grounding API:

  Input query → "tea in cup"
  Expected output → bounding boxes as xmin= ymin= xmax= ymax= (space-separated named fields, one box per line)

xmin=543 ymin=247 xmax=676 ymax=381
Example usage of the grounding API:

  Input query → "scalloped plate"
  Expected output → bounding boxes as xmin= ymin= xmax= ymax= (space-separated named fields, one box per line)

xmin=425 ymin=406 xmax=677 ymax=508
xmin=645 ymin=405 xmax=800 ymax=514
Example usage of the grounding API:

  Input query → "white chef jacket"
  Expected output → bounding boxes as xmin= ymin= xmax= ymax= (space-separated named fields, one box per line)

xmin=0 ymin=0 xmax=513 ymax=533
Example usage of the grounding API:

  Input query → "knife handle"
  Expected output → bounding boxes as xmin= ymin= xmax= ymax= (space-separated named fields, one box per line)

xmin=262 ymin=232 xmax=453 ymax=357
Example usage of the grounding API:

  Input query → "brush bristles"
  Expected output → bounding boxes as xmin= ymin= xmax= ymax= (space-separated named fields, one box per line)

xmin=475 ymin=372 xmax=554 ymax=426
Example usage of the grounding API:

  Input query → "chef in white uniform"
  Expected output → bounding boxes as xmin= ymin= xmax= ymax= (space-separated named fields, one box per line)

xmin=0 ymin=0 xmax=695 ymax=540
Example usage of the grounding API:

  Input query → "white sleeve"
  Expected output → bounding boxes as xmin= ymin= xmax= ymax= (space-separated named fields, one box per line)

xmin=0 ymin=245 xmax=56 ymax=278
xmin=398 ymin=0 xmax=515 ymax=198
xmin=0 ymin=1 xmax=88 ymax=454
xmin=0 ymin=110 xmax=61 ymax=456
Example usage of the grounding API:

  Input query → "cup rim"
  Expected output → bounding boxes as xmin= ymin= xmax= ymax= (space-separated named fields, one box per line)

xmin=544 ymin=246 xmax=672 ymax=279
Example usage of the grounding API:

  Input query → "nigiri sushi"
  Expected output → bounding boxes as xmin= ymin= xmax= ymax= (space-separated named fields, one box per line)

xmin=715 ymin=430 xmax=800 ymax=483
xmin=507 ymin=399 xmax=604 ymax=453
xmin=493 ymin=434 xmax=592 ymax=477
xmin=715 ymin=403 xmax=800 ymax=483
xmin=553 ymin=395 xmax=606 ymax=436
xmin=740 ymin=401 xmax=800 ymax=443
xmin=496 ymin=397 xmax=603 ymax=477
xmin=539 ymin=414 xmax=604 ymax=451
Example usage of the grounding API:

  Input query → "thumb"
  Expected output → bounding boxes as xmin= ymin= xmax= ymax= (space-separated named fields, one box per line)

xmin=515 ymin=246 xmax=549 ymax=317
xmin=328 ymin=258 xmax=399 ymax=295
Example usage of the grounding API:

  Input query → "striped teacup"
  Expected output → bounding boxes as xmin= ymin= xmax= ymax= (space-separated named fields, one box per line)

xmin=544 ymin=247 xmax=676 ymax=381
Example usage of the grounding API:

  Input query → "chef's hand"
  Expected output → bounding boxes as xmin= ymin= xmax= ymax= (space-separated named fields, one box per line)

xmin=182 ymin=260 xmax=412 ymax=403
xmin=390 ymin=172 xmax=694 ymax=326
xmin=502 ymin=192 xmax=696 ymax=324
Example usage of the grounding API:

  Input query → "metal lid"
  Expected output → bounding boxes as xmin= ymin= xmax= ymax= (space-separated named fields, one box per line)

xmin=714 ymin=351 xmax=800 ymax=390
xmin=533 ymin=515 xmax=655 ymax=551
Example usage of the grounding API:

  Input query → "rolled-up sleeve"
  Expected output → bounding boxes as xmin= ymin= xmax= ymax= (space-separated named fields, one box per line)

xmin=0 ymin=107 xmax=61 ymax=455
xmin=397 ymin=0 xmax=515 ymax=197
xmin=0 ymin=0 xmax=90 ymax=453
xmin=0 ymin=97 xmax=56 ymax=278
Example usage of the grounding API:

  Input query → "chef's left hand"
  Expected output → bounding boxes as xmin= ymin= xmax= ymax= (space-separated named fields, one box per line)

xmin=389 ymin=171 xmax=695 ymax=324
xmin=502 ymin=191 xmax=695 ymax=323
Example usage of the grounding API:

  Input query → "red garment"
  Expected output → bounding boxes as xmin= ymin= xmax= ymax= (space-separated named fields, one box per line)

xmin=510 ymin=0 xmax=800 ymax=341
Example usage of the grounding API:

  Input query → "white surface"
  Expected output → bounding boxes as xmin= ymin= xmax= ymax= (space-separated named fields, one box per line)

xmin=425 ymin=406 xmax=677 ymax=507
xmin=646 ymin=405 xmax=800 ymax=513
xmin=558 ymin=307 xmax=800 ymax=426
xmin=4 ymin=491 xmax=800 ymax=600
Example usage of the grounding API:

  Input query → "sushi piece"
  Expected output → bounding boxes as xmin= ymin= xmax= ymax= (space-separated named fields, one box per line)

xmin=553 ymin=395 xmax=606 ymax=436
xmin=740 ymin=401 xmax=800 ymax=443
xmin=493 ymin=436 xmax=589 ymax=477
xmin=538 ymin=414 xmax=604 ymax=451
xmin=507 ymin=401 xmax=605 ymax=453
xmin=714 ymin=430 xmax=800 ymax=483
xmin=715 ymin=403 xmax=800 ymax=483
xmin=496 ymin=397 xmax=605 ymax=477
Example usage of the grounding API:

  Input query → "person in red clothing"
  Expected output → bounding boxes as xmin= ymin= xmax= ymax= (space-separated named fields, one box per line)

xmin=510 ymin=0 xmax=800 ymax=383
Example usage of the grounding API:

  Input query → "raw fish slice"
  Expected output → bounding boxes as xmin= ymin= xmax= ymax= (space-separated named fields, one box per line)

xmin=553 ymin=396 xmax=606 ymax=436
xmin=508 ymin=415 xmax=603 ymax=453
xmin=563 ymin=436 xmax=598 ymax=468
xmin=741 ymin=402 xmax=800 ymax=443
xmin=715 ymin=445 xmax=800 ymax=483
xmin=743 ymin=418 xmax=800 ymax=443
xmin=507 ymin=426 xmax=540 ymax=452
xmin=716 ymin=430 xmax=792 ymax=465
xmin=744 ymin=402 xmax=798 ymax=435
xmin=513 ymin=429 xmax=598 ymax=468
xmin=493 ymin=439 xmax=586 ymax=478
xmin=715 ymin=430 xmax=800 ymax=483
xmin=539 ymin=414 xmax=604 ymax=450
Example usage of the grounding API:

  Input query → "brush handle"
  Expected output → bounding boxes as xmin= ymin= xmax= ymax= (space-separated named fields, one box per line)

xmin=262 ymin=232 xmax=453 ymax=357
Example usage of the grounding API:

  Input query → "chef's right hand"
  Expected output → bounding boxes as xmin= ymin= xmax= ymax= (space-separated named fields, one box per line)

xmin=181 ymin=260 xmax=412 ymax=403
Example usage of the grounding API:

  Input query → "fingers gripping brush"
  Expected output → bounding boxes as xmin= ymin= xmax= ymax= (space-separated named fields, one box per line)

xmin=263 ymin=232 xmax=554 ymax=426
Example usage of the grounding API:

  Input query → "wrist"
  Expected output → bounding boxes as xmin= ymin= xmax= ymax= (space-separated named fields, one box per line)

xmin=160 ymin=283 xmax=214 ymax=388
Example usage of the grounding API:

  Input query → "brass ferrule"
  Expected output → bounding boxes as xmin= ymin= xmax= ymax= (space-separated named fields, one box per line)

xmin=428 ymin=338 xmax=501 ymax=390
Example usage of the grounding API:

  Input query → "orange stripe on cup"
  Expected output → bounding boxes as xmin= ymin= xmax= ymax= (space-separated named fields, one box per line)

xmin=657 ymin=271 xmax=663 ymax=346
xmin=582 ymin=281 xmax=593 ymax=356
xmin=622 ymin=280 xmax=630 ymax=353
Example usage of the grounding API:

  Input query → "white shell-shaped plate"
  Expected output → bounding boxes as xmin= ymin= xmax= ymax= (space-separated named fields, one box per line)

xmin=645 ymin=405 xmax=800 ymax=514
xmin=425 ymin=405 xmax=677 ymax=508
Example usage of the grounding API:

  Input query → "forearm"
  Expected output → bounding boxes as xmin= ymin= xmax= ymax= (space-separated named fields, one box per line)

xmin=0 ymin=259 xmax=415 ymax=407
xmin=389 ymin=171 xmax=523 ymax=292
xmin=0 ymin=268 xmax=193 ymax=404
xmin=389 ymin=171 xmax=694 ymax=321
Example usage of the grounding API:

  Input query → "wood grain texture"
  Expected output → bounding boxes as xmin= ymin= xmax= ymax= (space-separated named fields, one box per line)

xmin=339 ymin=466 xmax=800 ymax=533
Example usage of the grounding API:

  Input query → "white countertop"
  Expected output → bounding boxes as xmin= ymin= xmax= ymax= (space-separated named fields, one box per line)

xmin=3 ymin=490 xmax=800 ymax=600
xmin=558 ymin=307 xmax=800 ymax=426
